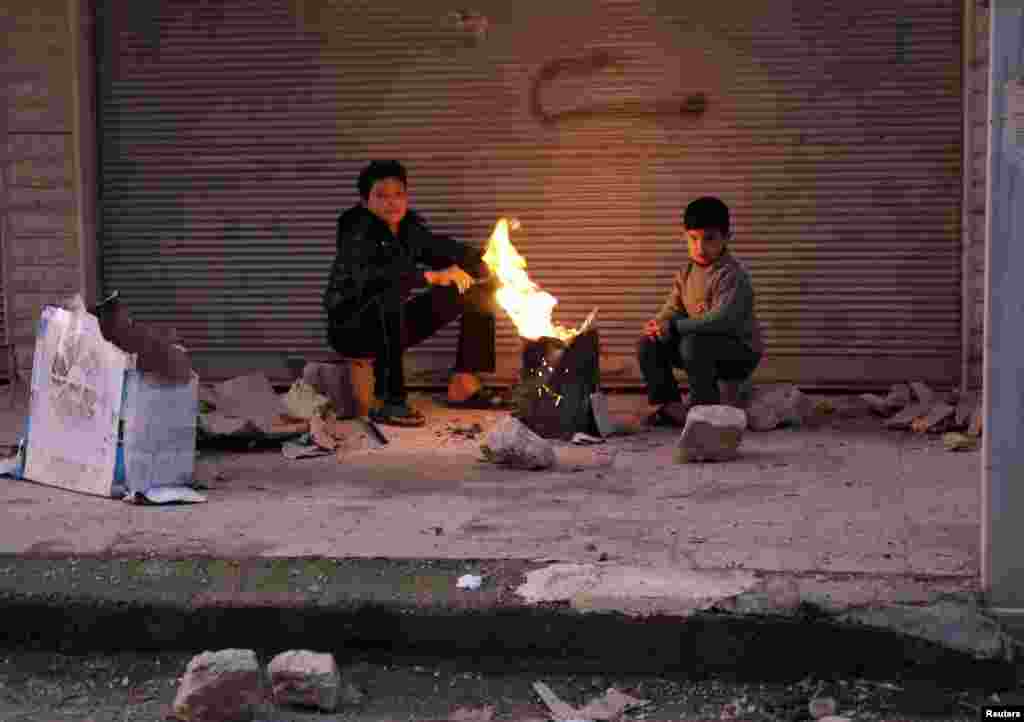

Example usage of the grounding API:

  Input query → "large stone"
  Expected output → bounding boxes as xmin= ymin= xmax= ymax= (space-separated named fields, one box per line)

xmin=172 ymin=649 xmax=263 ymax=722
xmin=267 ymin=650 xmax=340 ymax=712
xmin=675 ymin=405 xmax=747 ymax=463
xmin=481 ymin=416 xmax=556 ymax=470
xmin=751 ymin=385 xmax=814 ymax=428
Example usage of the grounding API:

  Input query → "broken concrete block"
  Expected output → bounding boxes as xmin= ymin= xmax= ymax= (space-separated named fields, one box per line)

xmin=860 ymin=393 xmax=894 ymax=416
xmin=751 ymin=384 xmax=812 ymax=427
xmin=745 ymin=401 xmax=781 ymax=431
xmin=955 ymin=391 xmax=979 ymax=427
xmin=481 ymin=416 xmax=556 ymax=470
xmin=172 ymin=649 xmax=263 ymax=722
xmin=909 ymin=381 xmax=935 ymax=406
xmin=885 ymin=383 xmax=912 ymax=410
xmin=267 ymin=650 xmax=340 ymax=712
xmin=883 ymin=402 xmax=933 ymax=429
xmin=675 ymin=404 xmax=747 ymax=463
xmin=910 ymin=402 xmax=955 ymax=434
xmin=944 ymin=432 xmax=979 ymax=452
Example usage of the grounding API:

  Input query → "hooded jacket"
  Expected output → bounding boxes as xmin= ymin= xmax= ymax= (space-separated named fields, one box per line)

xmin=323 ymin=204 xmax=487 ymax=326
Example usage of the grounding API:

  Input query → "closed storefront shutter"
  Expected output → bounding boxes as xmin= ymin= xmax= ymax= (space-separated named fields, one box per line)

xmin=97 ymin=0 xmax=962 ymax=388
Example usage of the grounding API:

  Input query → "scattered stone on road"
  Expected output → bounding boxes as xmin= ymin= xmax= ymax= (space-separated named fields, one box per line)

xmin=480 ymin=417 xmax=556 ymax=470
xmin=267 ymin=649 xmax=341 ymax=712
xmin=675 ymin=405 xmax=746 ymax=463
xmin=172 ymin=649 xmax=263 ymax=722
xmin=809 ymin=696 xmax=838 ymax=719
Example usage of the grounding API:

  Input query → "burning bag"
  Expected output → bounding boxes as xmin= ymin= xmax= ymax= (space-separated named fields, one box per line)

xmin=513 ymin=328 xmax=603 ymax=441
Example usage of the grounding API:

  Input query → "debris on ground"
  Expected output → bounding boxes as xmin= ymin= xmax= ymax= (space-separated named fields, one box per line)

xmin=439 ymin=422 xmax=485 ymax=441
xmin=854 ymin=381 xmax=983 ymax=441
xmin=481 ymin=417 xmax=556 ymax=470
xmin=267 ymin=650 xmax=341 ymax=712
xmin=198 ymin=374 xmax=309 ymax=442
xmin=281 ymin=380 xmax=330 ymax=421
xmin=571 ymin=432 xmax=605 ymax=445
xmin=675 ymin=405 xmax=746 ymax=463
xmin=532 ymin=680 xmax=650 ymax=721
xmin=456 ymin=574 xmax=483 ymax=590
xmin=944 ymin=432 xmax=979 ymax=452
xmin=122 ymin=487 xmax=207 ymax=505
xmin=173 ymin=649 xmax=263 ymax=722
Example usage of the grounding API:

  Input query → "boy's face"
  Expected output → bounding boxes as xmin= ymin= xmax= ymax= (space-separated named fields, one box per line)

xmin=365 ymin=177 xmax=408 ymax=228
xmin=685 ymin=226 xmax=727 ymax=266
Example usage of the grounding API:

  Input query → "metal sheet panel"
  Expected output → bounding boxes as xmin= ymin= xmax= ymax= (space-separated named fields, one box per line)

xmin=97 ymin=0 xmax=963 ymax=388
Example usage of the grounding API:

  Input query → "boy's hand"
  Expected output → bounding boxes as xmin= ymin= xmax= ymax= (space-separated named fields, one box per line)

xmin=644 ymin=319 xmax=661 ymax=338
xmin=425 ymin=265 xmax=475 ymax=294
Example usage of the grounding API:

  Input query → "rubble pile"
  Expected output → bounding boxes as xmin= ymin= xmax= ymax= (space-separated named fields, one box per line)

xmin=860 ymin=382 xmax=982 ymax=450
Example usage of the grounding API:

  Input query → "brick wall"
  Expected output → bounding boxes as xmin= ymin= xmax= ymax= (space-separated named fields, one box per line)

xmin=966 ymin=0 xmax=990 ymax=390
xmin=3 ymin=0 xmax=83 ymax=379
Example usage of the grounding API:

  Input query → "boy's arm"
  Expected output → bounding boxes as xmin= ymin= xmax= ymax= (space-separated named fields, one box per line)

xmin=407 ymin=212 xmax=487 ymax=278
xmin=670 ymin=267 xmax=751 ymax=335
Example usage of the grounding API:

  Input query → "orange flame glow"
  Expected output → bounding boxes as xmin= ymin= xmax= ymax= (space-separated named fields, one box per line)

xmin=482 ymin=218 xmax=579 ymax=342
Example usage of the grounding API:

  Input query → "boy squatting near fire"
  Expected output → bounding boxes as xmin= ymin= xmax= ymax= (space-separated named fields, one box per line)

xmin=638 ymin=196 xmax=765 ymax=428
xmin=323 ymin=160 xmax=504 ymax=428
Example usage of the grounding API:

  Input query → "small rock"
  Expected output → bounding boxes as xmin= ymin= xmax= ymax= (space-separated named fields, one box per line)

xmin=861 ymin=392 xmax=894 ymax=416
xmin=809 ymin=697 xmax=838 ymax=719
xmin=676 ymin=405 xmax=747 ymax=463
xmin=911 ymin=402 xmax=955 ymax=433
xmin=944 ymin=432 xmax=978 ymax=452
xmin=955 ymin=392 xmax=979 ymax=427
xmin=883 ymin=401 xmax=933 ymax=429
xmin=886 ymin=383 xmax=912 ymax=409
xmin=746 ymin=401 xmax=780 ymax=432
xmin=268 ymin=650 xmax=340 ymax=712
xmin=584 ymin=542 xmax=598 ymax=552
xmin=598 ymin=552 xmax=610 ymax=562
xmin=172 ymin=649 xmax=263 ymax=722
xmin=909 ymin=381 xmax=935 ymax=406
xmin=480 ymin=417 xmax=556 ymax=470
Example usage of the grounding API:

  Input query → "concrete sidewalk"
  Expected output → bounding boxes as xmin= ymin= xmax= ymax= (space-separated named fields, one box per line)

xmin=0 ymin=387 xmax=1015 ymax=686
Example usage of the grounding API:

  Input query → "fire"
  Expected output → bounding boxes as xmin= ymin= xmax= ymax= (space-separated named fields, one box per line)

xmin=482 ymin=218 xmax=579 ymax=342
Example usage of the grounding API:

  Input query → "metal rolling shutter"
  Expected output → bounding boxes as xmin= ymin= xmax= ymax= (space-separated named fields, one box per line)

xmin=97 ymin=0 xmax=962 ymax=388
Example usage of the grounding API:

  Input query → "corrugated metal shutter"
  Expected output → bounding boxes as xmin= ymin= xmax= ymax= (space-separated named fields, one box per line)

xmin=97 ymin=0 xmax=962 ymax=388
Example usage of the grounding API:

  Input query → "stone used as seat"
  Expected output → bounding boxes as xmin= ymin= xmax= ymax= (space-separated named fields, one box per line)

xmin=302 ymin=357 xmax=375 ymax=419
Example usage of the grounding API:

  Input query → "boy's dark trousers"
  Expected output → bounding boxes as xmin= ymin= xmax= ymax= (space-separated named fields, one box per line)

xmin=637 ymin=329 xmax=761 ymax=406
xmin=328 ymin=280 xmax=498 ymax=404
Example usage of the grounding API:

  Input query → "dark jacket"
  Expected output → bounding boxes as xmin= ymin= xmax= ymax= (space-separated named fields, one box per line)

xmin=323 ymin=204 xmax=487 ymax=325
xmin=653 ymin=249 xmax=765 ymax=354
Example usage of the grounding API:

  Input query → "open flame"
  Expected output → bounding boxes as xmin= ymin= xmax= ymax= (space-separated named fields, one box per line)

xmin=482 ymin=218 xmax=579 ymax=342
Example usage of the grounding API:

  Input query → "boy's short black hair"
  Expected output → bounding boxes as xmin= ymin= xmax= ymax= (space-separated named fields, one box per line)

xmin=357 ymin=160 xmax=407 ymax=200
xmin=683 ymin=196 xmax=730 ymax=235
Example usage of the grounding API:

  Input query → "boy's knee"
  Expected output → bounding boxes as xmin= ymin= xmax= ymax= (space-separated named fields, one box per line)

xmin=678 ymin=333 xmax=712 ymax=363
